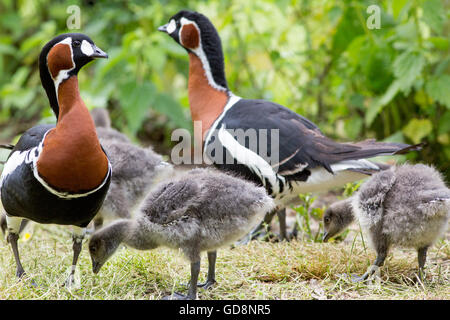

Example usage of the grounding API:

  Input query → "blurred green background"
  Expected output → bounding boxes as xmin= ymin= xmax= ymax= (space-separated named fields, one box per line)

xmin=0 ymin=0 xmax=449 ymax=181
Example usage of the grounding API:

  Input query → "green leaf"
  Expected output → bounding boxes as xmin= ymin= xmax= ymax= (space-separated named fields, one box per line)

xmin=365 ymin=80 xmax=401 ymax=126
xmin=421 ymin=0 xmax=445 ymax=33
xmin=428 ymin=37 xmax=449 ymax=50
xmin=392 ymin=50 xmax=426 ymax=94
xmin=425 ymin=75 xmax=450 ymax=109
xmin=151 ymin=93 xmax=191 ymax=129
xmin=331 ymin=7 xmax=364 ymax=57
xmin=391 ymin=0 xmax=410 ymax=20
xmin=438 ymin=111 xmax=450 ymax=135
xmin=118 ymin=80 xmax=156 ymax=134
xmin=402 ymin=118 xmax=433 ymax=144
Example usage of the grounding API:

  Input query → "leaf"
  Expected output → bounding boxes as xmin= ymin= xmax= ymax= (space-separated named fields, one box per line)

xmin=363 ymin=46 xmax=395 ymax=93
xmin=425 ymin=75 xmax=450 ymax=109
xmin=438 ymin=111 xmax=450 ymax=135
xmin=391 ymin=0 xmax=410 ymax=19
xmin=402 ymin=118 xmax=433 ymax=144
xmin=428 ymin=37 xmax=449 ymax=50
xmin=392 ymin=50 xmax=426 ymax=94
xmin=421 ymin=0 xmax=445 ymax=33
xmin=118 ymin=81 xmax=156 ymax=134
xmin=151 ymin=93 xmax=191 ymax=129
xmin=365 ymin=80 xmax=401 ymax=126
xmin=331 ymin=6 xmax=364 ymax=57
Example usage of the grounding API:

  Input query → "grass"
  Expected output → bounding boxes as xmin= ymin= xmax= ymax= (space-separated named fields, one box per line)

xmin=0 ymin=223 xmax=448 ymax=300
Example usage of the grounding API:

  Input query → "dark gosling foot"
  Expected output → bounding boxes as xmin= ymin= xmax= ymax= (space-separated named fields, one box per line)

xmin=197 ymin=279 xmax=216 ymax=290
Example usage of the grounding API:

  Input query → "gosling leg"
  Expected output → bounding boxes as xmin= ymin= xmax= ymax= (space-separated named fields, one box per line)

xmin=417 ymin=246 xmax=428 ymax=282
xmin=163 ymin=260 xmax=200 ymax=300
xmin=198 ymin=251 xmax=216 ymax=289
xmin=352 ymin=235 xmax=388 ymax=282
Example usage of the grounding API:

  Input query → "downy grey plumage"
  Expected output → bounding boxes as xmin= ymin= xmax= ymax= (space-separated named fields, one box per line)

xmin=89 ymin=168 xmax=275 ymax=300
xmin=323 ymin=163 xmax=450 ymax=282
xmin=91 ymin=108 xmax=173 ymax=228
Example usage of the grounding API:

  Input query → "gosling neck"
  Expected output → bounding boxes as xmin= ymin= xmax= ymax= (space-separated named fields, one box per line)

xmin=118 ymin=219 xmax=160 ymax=251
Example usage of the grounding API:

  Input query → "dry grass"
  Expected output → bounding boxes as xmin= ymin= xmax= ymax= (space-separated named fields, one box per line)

xmin=0 ymin=223 xmax=448 ymax=300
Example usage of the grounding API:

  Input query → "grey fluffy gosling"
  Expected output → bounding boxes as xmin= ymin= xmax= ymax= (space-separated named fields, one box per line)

xmin=90 ymin=108 xmax=173 ymax=229
xmin=89 ymin=168 xmax=275 ymax=300
xmin=323 ymin=163 xmax=450 ymax=282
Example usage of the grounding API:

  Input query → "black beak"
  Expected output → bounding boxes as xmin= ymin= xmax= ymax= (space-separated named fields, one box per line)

xmin=90 ymin=45 xmax=108 ymax=59
xmin=92 ymin=260 xmax=102 ymax=274
xmin=158 ymin=24 xmax=168 ymax=33
xmin=322 ymin=232 xmax=329 ymax=243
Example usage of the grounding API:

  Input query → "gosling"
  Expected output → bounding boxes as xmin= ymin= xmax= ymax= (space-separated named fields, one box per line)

xmin=89 ymin=168 xmax=275 ymax=300
xmin=323 ymin=163 xmax=450 ymax=282
xmin=90 ymin=108 xmax=173 ymax=229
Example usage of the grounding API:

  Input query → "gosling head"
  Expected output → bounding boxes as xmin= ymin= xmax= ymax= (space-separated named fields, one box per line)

xmin=322 ymin=198 xmax=355 ymax=242
xmin=88 ymin=221 xmax=127 ymax=274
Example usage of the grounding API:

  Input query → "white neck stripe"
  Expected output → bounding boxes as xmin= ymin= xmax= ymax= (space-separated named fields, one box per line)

xmin=180 ymin=18 xmax=227 ymax=92
xmin=203 ymin=93 xmax=241 ymax=151
xmin=48 ymin=38 xmax=75 ymax=111
xmin=0 ymin=128 xmax=111 ymax=199
xmin=31 ymin=130 xmax=112 ymax=199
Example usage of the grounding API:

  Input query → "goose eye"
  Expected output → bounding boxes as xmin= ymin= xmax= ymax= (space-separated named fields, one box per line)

xmin=324 ymin=217 xmax=330 ymax=224
xmin=73 ymin=40 xmax=81 ymax=47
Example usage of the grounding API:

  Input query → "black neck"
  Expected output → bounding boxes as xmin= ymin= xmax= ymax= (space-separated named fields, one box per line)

xmin=199 ymin=37 xmax=228 ymax=90
xmin=180 ymin=10 xmax=229 ymax=90
xmin=39 ymin=57 xmax=60 ymax=119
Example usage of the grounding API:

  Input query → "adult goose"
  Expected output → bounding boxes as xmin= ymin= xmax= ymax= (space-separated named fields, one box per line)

xmin=158 ymin=10 xmax=421 ymax=240
xmin=0 ymin=33 xmax=110 ymax=287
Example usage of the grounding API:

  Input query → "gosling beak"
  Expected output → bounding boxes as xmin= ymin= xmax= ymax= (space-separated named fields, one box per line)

xmin=322 ymin=232 xmax=330 ymax=243
xmin=92 ymin=260 xmax=102 ymax=274
xmin=90 ymin=45 xmax=108 ymax=59
xmin=158 ymin=24 xmax=168 ymax=33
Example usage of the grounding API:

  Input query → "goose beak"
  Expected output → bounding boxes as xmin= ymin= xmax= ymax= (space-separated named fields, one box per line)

xmin=322 ymin=232 xmax=329 ymax=242
xmin=158 ymin=23 xmax=168 ymax=33
xmin=90 ymin=45 xmax=108 ymax=59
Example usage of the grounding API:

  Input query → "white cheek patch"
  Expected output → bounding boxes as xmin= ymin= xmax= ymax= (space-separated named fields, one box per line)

xmin=80 ymin=40 xmax=94 ymax=56
xmin=167 ymin=19 xmax=176 ymax=34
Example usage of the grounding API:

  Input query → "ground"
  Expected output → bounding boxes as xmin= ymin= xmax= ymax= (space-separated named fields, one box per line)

xmin=0 ymin=220 xmax=448 ymax=300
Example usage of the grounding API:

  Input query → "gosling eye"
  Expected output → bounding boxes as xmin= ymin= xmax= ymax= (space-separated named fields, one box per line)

xmin=73 ymin=40 xmax=81 ymax=47
xmin=324 ymin=216 xmax=331 ymax=224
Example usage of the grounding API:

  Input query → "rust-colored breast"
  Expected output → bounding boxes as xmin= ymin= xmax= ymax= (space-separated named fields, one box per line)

xmin=37 ymin=77 xmax=109 ymax=193
xmin=181 ymin=24 xmax=200 ymax=49
xmin=47 ymin=43 xmax=74 ymax=79
xmin=188 ymin=53 xmax=228 ymax=143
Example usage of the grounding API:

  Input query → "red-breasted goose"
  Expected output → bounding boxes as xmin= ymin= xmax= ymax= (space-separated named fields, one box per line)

xmin=0 ymin=33 xmax=110 ymax=287
xmin=158 ymin=10 xmax=422 ymax=241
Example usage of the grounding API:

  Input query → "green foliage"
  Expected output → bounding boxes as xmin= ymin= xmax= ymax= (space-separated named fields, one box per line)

xmin=294 ymin=194 xmax=325 ymax=242
xmin=0 ymin=0 xmax=449 ymax=179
